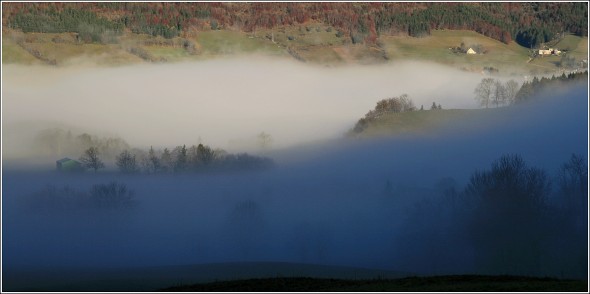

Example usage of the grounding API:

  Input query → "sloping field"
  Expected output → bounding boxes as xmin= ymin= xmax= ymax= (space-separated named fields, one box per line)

xmin=195 ymin=30 xmax=286 ymax=57
xmin=350 ymin=108 xmax=487 ymax=138
xmin=380 ymin=30 xmax=532 ymax=75
xmin=2 ymin=28 xmax=586 ymax=72
xmin=1 ymin=35 xmax=40 ymax=65
xmin=555 ymin=34 xmax=588 ymax=60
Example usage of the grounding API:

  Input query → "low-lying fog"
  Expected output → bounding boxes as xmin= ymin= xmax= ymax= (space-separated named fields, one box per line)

xmin=4 ymin=58 xmax=493 ymax=157
xmin=2 ymin=59 xmax=587 ymax=288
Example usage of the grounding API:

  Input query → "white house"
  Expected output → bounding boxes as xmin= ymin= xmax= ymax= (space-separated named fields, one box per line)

xmin=466 ymin=48 xmax=477 ymax=54
xmin=539 ymin=48 xmax=560 ymax=56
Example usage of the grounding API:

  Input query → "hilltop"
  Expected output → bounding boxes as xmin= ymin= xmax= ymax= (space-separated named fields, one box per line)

xmin=2 ymin=2 xmax=588 ymax=75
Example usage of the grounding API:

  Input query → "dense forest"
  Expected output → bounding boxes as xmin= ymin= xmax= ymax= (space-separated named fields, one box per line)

xmin=3 ymin=2 xmax=587 ymax=48
xmin=515 ymin=70 xmax=588 ymax=103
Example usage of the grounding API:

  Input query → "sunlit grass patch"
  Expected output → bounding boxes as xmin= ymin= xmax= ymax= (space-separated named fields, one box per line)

xmin=196 ymin=30 xmax=285 ymax=56
xmin=143 ymin=46 xmax=192 ymax=61
xmin=380 ymin=30 xmax=535 ymax=73
xmin=2 ymin=36 xmax=39 ymax=64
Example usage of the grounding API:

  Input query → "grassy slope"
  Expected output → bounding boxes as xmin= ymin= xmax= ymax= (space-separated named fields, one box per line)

xmin=2 ymin=31 xmax=143 ymax=66
xmin=350 ymin=108 xmax=491 ymax=139
xmin=381 ymin=30 xmax=533 ymax=75
xmin=2 ymin=28 xmax=587 ymax=72
xmin=556 ymin=34 xmax=589 ymax=61
xmin=196 ymin=30 xmax=285 ymax=57
xmin=1 ymin=35 xmax=40 ymax=65
xmin=528 ymin=34 xmax=588 ymax=73
xmin=162 ymin=276 xmax=588 ymax=292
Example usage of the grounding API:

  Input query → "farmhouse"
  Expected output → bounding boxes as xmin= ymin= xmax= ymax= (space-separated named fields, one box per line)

xmin=538 ymin=48 xmax=561 ymax=56
xmin=56 ymin=157 xmax=83 ymax=172
xmin=466 ymin=48 xmax=477 ymax=54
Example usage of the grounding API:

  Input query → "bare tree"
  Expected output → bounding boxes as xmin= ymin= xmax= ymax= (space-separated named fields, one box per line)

xmin=258 ymin=132 xmax=273 ymax=150
xmin=474 ymin=78 xmax=495 ymax=108
xmin=465 ymin=154 xmax=550 ymax=275
xmin=505 ymin=80 xmax=519 ymax=105
xmin=493 ymin=80 xmax=507 ymax=107
xmin=197 ymin=143 xmax=215 ymax=166
xmin=116 ymin=150 xmax=139 ymax=174
xmin=79 ymin=147 xmax=105 ymax=172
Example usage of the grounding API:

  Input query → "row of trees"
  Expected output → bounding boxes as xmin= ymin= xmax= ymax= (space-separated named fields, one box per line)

xmin=474 ymin=70 xmax=588 ymax=108
xmin=8 ymin=7 xmax=123 ymax=43
xmin=35 ymin=128 xmax=130 ymax=160
xmin=399 ymin=153 xmax=587 ymax=278
xmin=78 ymin=144 xmax=274 ymax=174
xmin=515 ymin=71 xmax=588 ymax=103
xmin=4 ymin=2 xmax=587 ymax=45
xmin=474 ymin=78 xmax=520 ymax=108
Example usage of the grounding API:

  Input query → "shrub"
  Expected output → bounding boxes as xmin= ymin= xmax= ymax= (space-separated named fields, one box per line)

xmin=90 ymin=182 xmax=136 ymax=210
xmin=23 ymin=182 xmax=136 ymax=213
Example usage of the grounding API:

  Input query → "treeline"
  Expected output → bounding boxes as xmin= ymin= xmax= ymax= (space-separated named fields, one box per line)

xmin=515 ymin=71 xmax=588 ymax=104
xmin=472 ymin=70 xmax=588 ymax=108
xmin=473 ymin=79 xmax=520 ymax=108
xmin=78 ymin=144 xmax=274 ymax=174
xmin=34 ymin=128 xmax=130 ymax=160
xmin=3 ymin=2 xmax=587 ymax=46
xmin=399 ymin=153 xmax=587 ymax=278
xmin=7 ymin=7 xmax=123 ymax=43
xmin=351 ymin=94 xmax=442 ymax=134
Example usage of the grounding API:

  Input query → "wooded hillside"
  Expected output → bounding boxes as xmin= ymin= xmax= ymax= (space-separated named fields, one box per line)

xmin=3 ymin=2 xmax=587 ymax=48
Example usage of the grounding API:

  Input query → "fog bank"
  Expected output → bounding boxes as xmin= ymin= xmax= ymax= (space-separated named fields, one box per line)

xmin=2 ymin=84 xmax=587 ymax=287
xmin=3 ymin=59 xmax=489 ymax=157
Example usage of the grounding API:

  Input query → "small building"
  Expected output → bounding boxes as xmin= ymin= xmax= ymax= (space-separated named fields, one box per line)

xmin=56 ymin=158 xmax=84 ymax=172
xmin=538 ymin=48 xmax=560 ymax=56
xmin=466 ymin=48 xmax=477 ymax=54
xmin=538 ymin=49 xmax=552 ymax=55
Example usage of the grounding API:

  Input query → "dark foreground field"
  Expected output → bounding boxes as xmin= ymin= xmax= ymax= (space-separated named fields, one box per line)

xmin=4 ymin=262 xmax=587 ymax=292
xmin=161 ymin=275 xmax=587 ymax=292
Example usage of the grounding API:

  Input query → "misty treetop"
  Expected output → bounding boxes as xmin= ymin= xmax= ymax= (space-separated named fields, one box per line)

xmin=34 ymin=128 xmax=130 ymax=160
xmin=79 ymin=146 xmax=105 ymax=173
xmin=473 ymin=78 xmax=519 ymax=108
xmin=472 ymin=70 xmax=588 ymax=108
xmin=77 ymin=143 xmax=274 ymax=174
xmin=514 ymin=70 xmax=588 ymax=104
xmin=3 ymin=2 xmax=587 ymax=46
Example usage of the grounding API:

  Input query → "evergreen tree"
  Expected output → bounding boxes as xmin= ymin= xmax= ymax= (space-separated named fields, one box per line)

xmin=173 ymin=145 xmax=188 ymax=173
xmin=160 ymin=148 xmax=172 ymax=172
